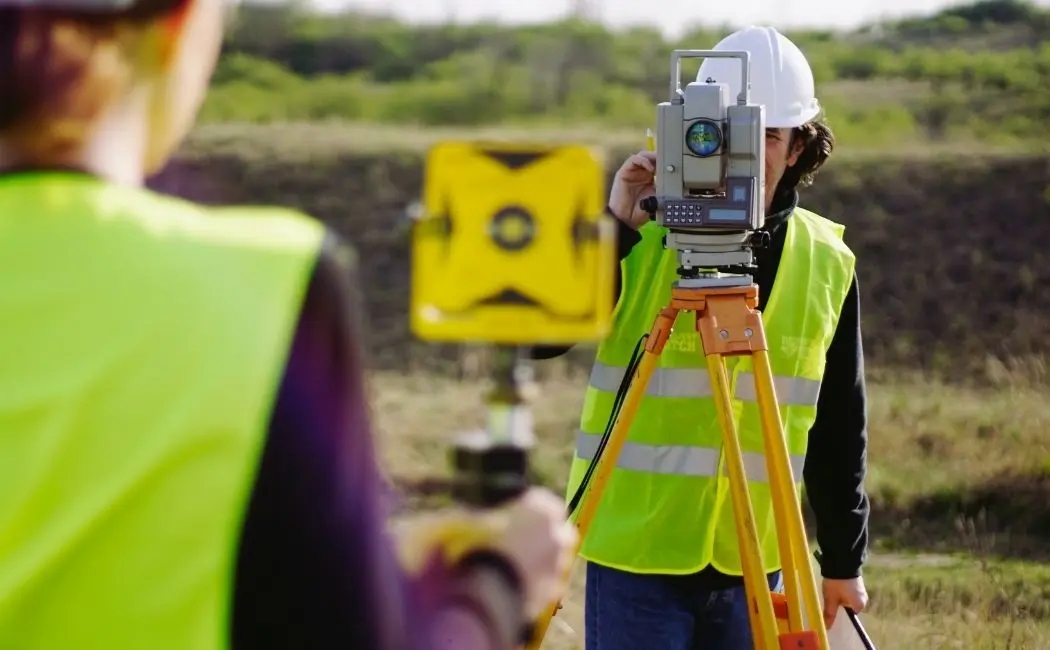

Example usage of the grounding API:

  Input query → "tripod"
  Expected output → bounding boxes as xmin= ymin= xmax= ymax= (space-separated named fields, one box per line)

xmin=527 ymin=272 xmax=829 ymax=650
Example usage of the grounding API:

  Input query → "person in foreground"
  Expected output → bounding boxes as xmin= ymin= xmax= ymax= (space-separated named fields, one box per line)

xmin=533 ymin=26 xmax=871 ymax=650
xmin=0 ymin=1 xmax=575 ymax=649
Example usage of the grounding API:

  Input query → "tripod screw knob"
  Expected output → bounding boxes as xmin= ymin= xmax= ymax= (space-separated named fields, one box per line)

xmin=750 ymin=230 xmax=771 ymax=249
xmin=639 ymin=196 xmax=659 ymax=216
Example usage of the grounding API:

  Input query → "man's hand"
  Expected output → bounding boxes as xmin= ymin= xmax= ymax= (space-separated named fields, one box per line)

xmin=821 ymin=577 xmax=868 ymax=628
xmin=608 ymin=150 xmax=657 ymax=229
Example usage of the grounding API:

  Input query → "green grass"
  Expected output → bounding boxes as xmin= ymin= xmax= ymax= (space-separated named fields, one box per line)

xmin=865 ymin=370 xmax=1050 ymax=503
xmin=375 ymin=364 xmax=1050 ymax=648
xmin=859 ymin=553 xmax=1050 ymax=649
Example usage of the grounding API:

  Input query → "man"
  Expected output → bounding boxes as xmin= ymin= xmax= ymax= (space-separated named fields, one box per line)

xmin=533 ymin=26 xmax=870 ymax=650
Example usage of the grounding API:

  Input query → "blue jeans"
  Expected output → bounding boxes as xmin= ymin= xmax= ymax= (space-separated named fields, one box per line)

xmin=584 ymin=562 xmax=783 ymax=650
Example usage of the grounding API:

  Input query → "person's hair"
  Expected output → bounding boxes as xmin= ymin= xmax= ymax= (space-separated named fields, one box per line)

xmin=0 ymin=0 xmax=188 ymax=164
xmin=779 ymin=113 xmax=834 ymax=193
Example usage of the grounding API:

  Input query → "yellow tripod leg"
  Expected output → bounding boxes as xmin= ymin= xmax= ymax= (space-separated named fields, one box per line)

xmin=753 ymin=349 xmax=829 ymax=650
xmin=524 ymin=332 xmax=666 ymax=649
xmin=706 ymin=350 xmax=781 ymax=650
xmin=752 ymin=347 xmax=805 ymax=635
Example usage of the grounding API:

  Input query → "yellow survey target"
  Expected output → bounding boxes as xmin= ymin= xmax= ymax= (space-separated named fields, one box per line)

xmin=410 ymin=141 xmax=617 ymax=344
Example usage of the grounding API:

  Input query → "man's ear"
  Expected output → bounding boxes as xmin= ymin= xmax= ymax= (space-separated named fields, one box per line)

xmin=786 ymin=129 xmax=804 ymax=167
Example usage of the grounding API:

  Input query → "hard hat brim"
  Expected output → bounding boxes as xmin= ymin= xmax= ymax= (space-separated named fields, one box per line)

xmin=766 ymin=102 xmax=822 ymax=130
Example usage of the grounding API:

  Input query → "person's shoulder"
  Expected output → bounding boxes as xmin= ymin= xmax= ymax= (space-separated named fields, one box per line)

xmin=290 ymin=225 xmax=360 ymax=312
xmin=791 ymin=205 xmax=838 ymax=227
xmin=792 ymin=206 xmax=848 ymax=240
xmin=313 ymin=228 xmax=359 ymax=275
xmin=792 ymin=205 xmax=856 ymax=259
xmin=204 ymin=205 xmax=359 ymax=315
xmin=126 ymin=186 xmax=360 ymax=296
xmin=118 ymin=185 xmax=328 ymax=252
xmin=205 ymin=203 xmax=329 ymax=251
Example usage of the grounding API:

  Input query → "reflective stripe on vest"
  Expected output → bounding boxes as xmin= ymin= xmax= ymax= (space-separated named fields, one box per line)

xmin=0 ymin=173 xmax=325 ymax=649
xmin=587 ymin=360 xmax=823 ymax=405
xmin=575 ymin=430 xmax=807 ymax=482
xmin=566 ymin=207 xmax=855 ymax=576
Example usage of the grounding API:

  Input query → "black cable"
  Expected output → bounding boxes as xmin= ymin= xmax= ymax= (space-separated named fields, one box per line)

xmin=566 ymin=333 xmax=648 ymax=517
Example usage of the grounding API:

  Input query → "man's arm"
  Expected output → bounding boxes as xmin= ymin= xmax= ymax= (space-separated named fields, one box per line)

xmin=529 ymin=214 xmax=640 ymax=360
xmin=231 ymin=231 xmax=525 ymax=650
xmin=802 ymin=270 xmax=870 ymax=580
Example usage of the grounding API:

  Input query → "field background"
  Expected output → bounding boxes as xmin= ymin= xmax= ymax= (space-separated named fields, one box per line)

xmin=159 ymin=1 xmax=1050 ymax=647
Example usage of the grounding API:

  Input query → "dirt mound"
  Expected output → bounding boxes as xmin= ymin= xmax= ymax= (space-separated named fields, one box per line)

xmin=150 ymin=146 xmax=1050 ymax=379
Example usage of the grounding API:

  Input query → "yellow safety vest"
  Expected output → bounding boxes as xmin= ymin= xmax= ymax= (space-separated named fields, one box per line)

xmin=0 ymin=172 xmax=325 ymax=649
xmin=567 ymin=208 xmax=855 ymax=575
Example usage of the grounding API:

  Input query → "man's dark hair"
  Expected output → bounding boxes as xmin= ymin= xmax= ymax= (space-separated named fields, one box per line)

xmin=780 ymin=115 xmax=835 ymax=193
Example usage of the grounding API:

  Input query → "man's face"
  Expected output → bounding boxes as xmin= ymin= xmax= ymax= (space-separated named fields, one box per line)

xmin=764 ymin=127 xmax=803 ymax=211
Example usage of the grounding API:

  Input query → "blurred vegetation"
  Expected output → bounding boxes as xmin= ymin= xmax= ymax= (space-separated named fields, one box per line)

xmin=156 ymin=132 xmax=1050 ymax=380
xmin=201 ymin=0 xmax=1050 ymax=150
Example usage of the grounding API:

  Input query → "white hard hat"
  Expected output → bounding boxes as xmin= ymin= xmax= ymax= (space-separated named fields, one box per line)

xmin=696 ymin=26 xmax=821 ymax=129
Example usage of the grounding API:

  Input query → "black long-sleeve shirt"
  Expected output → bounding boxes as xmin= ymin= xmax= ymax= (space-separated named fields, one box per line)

xmin=532 ymin=189 xmax=870 ymax=581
